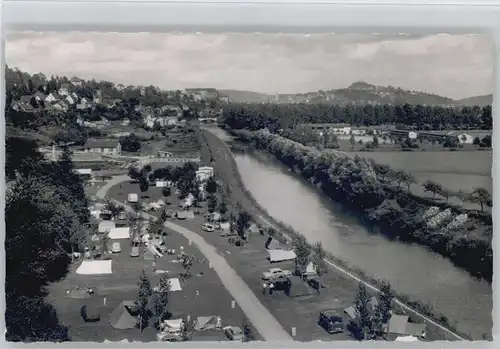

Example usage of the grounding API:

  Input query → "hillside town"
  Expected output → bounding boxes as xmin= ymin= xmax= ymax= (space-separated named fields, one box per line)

xmin=5 ymin=32 xmax=493 ymax=344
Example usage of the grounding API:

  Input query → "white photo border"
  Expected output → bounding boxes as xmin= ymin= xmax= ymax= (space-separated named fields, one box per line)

xmin=0 ymin=0 xmax=498 ymax=347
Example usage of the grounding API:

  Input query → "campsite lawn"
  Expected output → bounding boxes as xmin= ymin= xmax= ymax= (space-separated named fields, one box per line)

xmin=173 ymin=216 xmax=446 ymax=342
xmin=46 ymin=212 xmax=256 ymax=342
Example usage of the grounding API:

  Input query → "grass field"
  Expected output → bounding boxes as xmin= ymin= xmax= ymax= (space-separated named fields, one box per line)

xmin=47 ymin=185 xmax=256 ymax=343
xmin=348 ymin=150 xmax=492 ymax=210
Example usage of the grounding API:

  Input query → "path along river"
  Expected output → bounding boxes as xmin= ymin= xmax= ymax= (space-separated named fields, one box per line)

xmin=212 ymin=129 xmax=492 ymax=339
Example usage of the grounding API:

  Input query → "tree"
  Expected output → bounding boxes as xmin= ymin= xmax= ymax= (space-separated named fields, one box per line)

xmin=437 ymin=187 xmax=452 ymax=202
xmin=292 ymin=235 xmax=311 ymax=276
xmin=236 ymin=210 xmax=252 ymax=239
xmin=105 ymin=199 xmax=124 ymax=219
xmin=353 ymin=283 xmax=374 ymax=340
xmin=401 ymin=172 xmax=416 ymax=193
xmin=120 ymin=133 xmax=141 ymax=152
xmin=154 ymin=274 xmax=171 ymax=322
xmin=136 ymin=269 xmax=153 ymax=331
xmin=162 ymin=187 xmax=172 ymax=199
xmin=311 ymin=242 xmax=327 ymax=275
xmin=470 ymin=188 xmax=491 ymax=212
xmin=372 ymin=135 xmax=379 ymax=147
xmin=218 ymin=200 xmax=228 ymax=216
xmin=128 ymin=166 xmax=142 ymax=181
xmin=372 ymin=282 xmax=394 ymax=334
xmin=205 ymin=177 xmax=218 ymax=194
xmin=242 ymin=318 xmax=254 ymax=342
xmin=207 ymin=195 xmax=218 ymax=213
xmin=180 ymin=253 xmax=197 ymax=281
xmin=349 ymin=134 xmax=356 ymax=150
xmin=101 ymin=233 xmax=110 ymax=257
xmin=422 ymin=180 xmax=443 ymax=198
xmin=139 ymin=176 xmax=149 ymax=193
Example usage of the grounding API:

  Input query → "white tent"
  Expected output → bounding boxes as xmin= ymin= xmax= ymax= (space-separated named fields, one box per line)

xmin=128 ymin=193 xmax=138 ymax=203
xmin=304 ymin=261 xmax=317 ymax=275
xmin=108 ymin=227 xmax=130 ymax=240
xmin=156 ymin=181 xmax=167 ymax=187
xmin=194 ymin=316 xmax=219 ymax=331
xmin=164 ymin=319 xmax=183 ymax=330
xmin=98 ymin=221 xmax=116 ymax=233
xmin=168 ymin=278 xmax=182 ymax=292
xmin=219 ymin=222 xmax=230 ymax=231
xmin=148 ymin=244 xmax=163 ymax=258
xmin=395 ymin=336 xmax=419 ymax=342
xmin=76 ymin=260 xmax=112 ymax=275
xmin=268 ymin=249 xmax=296 ymax=263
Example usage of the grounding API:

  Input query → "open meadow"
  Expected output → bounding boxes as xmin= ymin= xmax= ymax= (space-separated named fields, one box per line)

xmin=348 ymin=150 xmax=492 ymax=209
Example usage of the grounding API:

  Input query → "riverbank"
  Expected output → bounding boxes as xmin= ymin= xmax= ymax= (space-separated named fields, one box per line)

xmin=198 ymin=127 xmax=477 ymax=341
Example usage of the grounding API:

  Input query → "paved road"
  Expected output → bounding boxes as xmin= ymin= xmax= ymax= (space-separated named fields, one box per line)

xmin=95 ymin=175 xmax=293 ymax=342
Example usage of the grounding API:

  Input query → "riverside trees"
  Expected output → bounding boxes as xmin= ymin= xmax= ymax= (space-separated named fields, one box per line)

xmin=239 ymin=130 xmax=492 ymax=281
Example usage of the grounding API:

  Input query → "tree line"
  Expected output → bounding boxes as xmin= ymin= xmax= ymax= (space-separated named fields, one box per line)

xmin=222 ymin=102 xmax=492 ymax=131
xmin=5 ymin=137 xmax=91 ymax=341
xmin=234 ymin=130 xmax=492 ymax=282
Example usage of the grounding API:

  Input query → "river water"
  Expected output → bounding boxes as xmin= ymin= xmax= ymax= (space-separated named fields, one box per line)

xmin=213 ymin=130 xmax=492 ymax=339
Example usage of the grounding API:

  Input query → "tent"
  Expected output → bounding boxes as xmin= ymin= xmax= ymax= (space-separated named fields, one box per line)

xmin=76 ymin=260 xmax=112 ymax=275
xmin=219 ymin=222 xmax=230 ymax=232
xmin=395 ymin=336 xmax=419 ymax=342
xmin=344 ymin=296 xmax=378 ymax=320
xmin=268 ymin=249 xmax=296 ymax=263
xmin=177 ymin=211 xmax=195 ymax=220
xmin=98 ymin=221 xmax=116 ymax=233
xmin=304 ymin=261 xmax=317 ymax=276
xmin=247 ymin=223 xmax=260 ymax=235
xmin=194 ymin=316 xmax=219 ymax=331
xmin=382 ymin=314 xmax=426 ymax=337
xmin=265 ymin=237 xmax=280 ymax=250
xmin=108 ymin=227 xmax=130 ymax=240
xmin=148 ymin=244 xmax=163 ymax=258
xmin=164 ymin=319 xmax=183 ymax=331
xmin=91 ymin=234 xmax=100 ymax=242
xmin=128 ymin=193 xmax=138 ymax=203
xmin=109 ymin=302 xmax=137 ymax=329
xmin=81 ymin=304 xmax=101 ymax=322
xmin=168 ymin=278 xmax=182 ymax=292
xmin=156 ymin=181 xmax=168 ymax=187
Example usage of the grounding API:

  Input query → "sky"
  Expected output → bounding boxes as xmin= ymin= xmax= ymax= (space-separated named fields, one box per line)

xmin=5 ymin=31 xmax=494 ymax=100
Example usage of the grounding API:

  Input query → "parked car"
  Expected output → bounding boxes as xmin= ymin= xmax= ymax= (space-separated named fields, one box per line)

xmin=318 ymin=310 xmax=344 ymax=334
xmin=201 ymin=223 xmax=215 ymax=232
xmin=261 ymin=268 xmax=292 ymax=281
xmin=223 ymin=326 xmax=244 ymax=341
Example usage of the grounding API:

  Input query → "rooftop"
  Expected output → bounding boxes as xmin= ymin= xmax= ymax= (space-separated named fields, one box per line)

xmin=83 ymin=138 xmax=120 ymax=149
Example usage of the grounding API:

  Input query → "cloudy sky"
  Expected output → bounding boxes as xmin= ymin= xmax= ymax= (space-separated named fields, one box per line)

xmin=5 ymin=31 xmax=493 ymax=99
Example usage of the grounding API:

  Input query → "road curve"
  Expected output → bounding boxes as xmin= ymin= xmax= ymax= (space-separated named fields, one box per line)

xmin=95 ymin=175 xmax=293 ymax=342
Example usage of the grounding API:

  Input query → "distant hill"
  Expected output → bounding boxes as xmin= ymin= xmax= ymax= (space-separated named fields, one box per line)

xmin=455 ymin=94 xmax=493 ymax=106
xmin=218 ymin=90 xmax=274 ymax=103
xmin=219 ymin=82 xmax=492 ymax=106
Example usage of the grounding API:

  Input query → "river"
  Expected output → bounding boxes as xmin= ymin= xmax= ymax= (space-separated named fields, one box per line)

xmin=225 ymin=139 xmax=492 ymax=339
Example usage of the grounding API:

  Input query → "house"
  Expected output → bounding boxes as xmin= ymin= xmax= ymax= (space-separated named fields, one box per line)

xmin=71 ymin=92 xmax=79 ymax=100
xmin=301 ymin=123 xmax=352 ymax=135
xmin=455 ymin=132 xmax=474 ymax=144
xmin=76 ymin=99 xmax=91 ymax=110
xmin=165 ymin=116 xmax=179 ymax=126
xmin=45 ymin=93 xmax=61 ymax=103
xmin=70 ymin=77 xmax=84 ymax=87
xmin=83 ymin=138 xmax=122 ymax=156
xmin=75 ymin=168 xmax=94 ymax=182
xmin=34 ymin=91 xmax=47 ymax=102
xmin=65 ymin=95 xmax=76 ymax=105
xmin=219 ymin=96 xmax=231 ymax=103
xmin=53 ymin=100 xmax=69 ymax=112
xmin=58 ymin=84 xmax=71 ymax=96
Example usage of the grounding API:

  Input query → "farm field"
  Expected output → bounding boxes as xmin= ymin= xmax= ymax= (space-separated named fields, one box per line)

xmin=348 ymin=150 xmax=492 ymax=209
